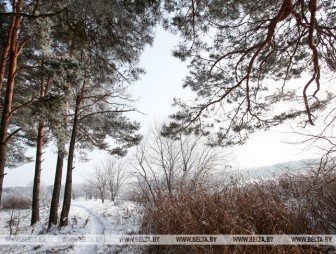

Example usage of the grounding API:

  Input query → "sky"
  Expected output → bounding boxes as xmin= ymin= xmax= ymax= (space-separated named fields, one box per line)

xmin=3 ymin=27 xmax=322 ymax=188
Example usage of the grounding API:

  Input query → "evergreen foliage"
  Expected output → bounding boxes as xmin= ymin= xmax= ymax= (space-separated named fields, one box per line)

xmin=162 ymin=0 xmax=336 ymax=146
xmin=0 ymin=0 xmax=158 ymax=223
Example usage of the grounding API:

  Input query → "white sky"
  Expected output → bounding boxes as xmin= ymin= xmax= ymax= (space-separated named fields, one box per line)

xmin=3 ymin=27 xmax=323 ymax=187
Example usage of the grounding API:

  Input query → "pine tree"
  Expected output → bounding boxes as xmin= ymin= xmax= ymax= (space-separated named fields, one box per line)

xmin=55 ymin=0 xmax=158 ymax=226
xmin=0 ymin=0 xmax=66 ymax=206
xmin=162 ymin=0 xmax=336 ymax=146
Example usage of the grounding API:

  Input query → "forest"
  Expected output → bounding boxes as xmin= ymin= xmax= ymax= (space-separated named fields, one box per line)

xmin=0 ymin=0 xmax=336 ymax=253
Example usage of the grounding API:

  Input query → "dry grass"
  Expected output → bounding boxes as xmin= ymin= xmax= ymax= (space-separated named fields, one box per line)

xmin=136 ymin=166 xmax=336 ymax=254
xmin=2 ymin=194 xmax=31 ymax=209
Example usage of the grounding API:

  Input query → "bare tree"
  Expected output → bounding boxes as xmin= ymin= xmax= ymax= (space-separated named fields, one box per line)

xmin=133 ymin=127 xmax=180 ymax=199
xmin=132 ymin=125 xmax=224 ymax=201
xmin=86 ymin=157 xmax=129 ymax=203
xmin=85 ymin=166 xmax=107 ymax=203
xmin=103 ymin=158 xmax=129 ymax=202
xmin=40 ymin=183 xmax=51 ymax=209
xmin=82 ymin=181 xmax=96 ymax=200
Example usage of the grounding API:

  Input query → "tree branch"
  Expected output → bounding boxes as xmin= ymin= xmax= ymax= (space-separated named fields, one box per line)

xmin=5 ymin=127 xmax=22 ymax=143
xmin=0 ymin=8 xmax=66 ymax=19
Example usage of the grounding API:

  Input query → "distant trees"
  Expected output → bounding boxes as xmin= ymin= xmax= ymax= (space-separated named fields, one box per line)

xmin=162 ymin=0 xmax=336 ymax=147
xmin=105 ymin=159 xmax=129 ymax=202
xmin=132 ymin=125 xmax=223 ymax=203
xmin=85 ymin=166 xmax=108 ymax=204
xmin=82 ymin=181 xmax=98 ymax=201
xmin=85 ymin=157 xmax=129 ymax=203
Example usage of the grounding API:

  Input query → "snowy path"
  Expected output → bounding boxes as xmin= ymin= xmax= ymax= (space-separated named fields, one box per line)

xmin=0 ymin=199 xmax=141 ymax=254
xmin=72 ymin=201 xmax=105 ymax=254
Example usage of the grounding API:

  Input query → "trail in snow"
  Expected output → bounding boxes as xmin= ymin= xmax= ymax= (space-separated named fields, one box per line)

xmin=72 ymin=201 xmax=105 ymax=254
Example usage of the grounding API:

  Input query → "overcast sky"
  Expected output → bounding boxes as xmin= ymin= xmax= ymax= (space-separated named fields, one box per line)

xmin=4 ymin=27 xmax=321 ymax=188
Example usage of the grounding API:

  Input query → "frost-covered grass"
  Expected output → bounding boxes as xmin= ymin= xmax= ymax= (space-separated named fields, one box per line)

xmin=0 ymin=198 xmax=143 ymax=254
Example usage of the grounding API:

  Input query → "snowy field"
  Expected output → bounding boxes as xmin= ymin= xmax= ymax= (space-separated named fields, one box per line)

xmin=0 ymin=199 xmax=144 ymax=254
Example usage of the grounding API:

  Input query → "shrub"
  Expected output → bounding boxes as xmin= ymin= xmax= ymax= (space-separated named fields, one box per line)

xmin=2 ymin=194 xmax=31 ymax=209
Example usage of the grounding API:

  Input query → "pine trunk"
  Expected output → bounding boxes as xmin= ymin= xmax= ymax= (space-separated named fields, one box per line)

xmin=49 ymin=96 xmax=68 ymax=227
xmin=48 ymin=145 xmax=65 ymax=227
xmin=31 ymin=63 xmax=49 ymax=225
xmin=31 ymin=121 xmax=44 ymax=225
xmin=60 ymin=93 xmax=82 ymax=226
xmin=0 ymin=6 xmax=22 ymax=206
xmin=0 ymin=16 xmax=14 ymax=92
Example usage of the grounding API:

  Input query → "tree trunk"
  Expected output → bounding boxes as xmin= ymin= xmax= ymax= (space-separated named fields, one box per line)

xmin=0 ymin=4 xmax=23 ymax=206
xmin=100 ymin=188 xmax=105 ymax=204
xmin=49 ymin=92 xmax=68 ymax=228
xmin=31 ymin=64 xmax=49 ymax=225
xmin=60 ymin=92 xmax=82 ymax=226
xmin=102 ymin=189 xmax=104 ymax=203
xmin=0 ymin=15 xmax=14 ymax=92
xmin=31 ymin=121 xmax=44 ymax=225
xmin=48 ymin=145 xmax=65 ymax=227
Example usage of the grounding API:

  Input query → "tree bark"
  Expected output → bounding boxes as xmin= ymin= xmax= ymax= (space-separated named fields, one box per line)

xmin=0 ymin=15 xmax=14 ymax=92
xmin=31 ymin=121 xmax=44 ymax=225
xmin=60 ymin=91 xmax=83 ymax=226
xmin=31 ymin=64 xmax=49 ymax=225
xmin=48 ymin=144 xmax=65 ymax=227
xmin=0 ymin=2 xmax=23 ymax=206
xmin=49 ymin=86 xmax=68 ymax=227
xmin=99 ymin=188 xmax=105 ymax=203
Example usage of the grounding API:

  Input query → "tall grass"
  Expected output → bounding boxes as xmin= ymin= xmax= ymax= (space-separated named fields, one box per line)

xmin=2 ymin=192 xmax=31 ymax=209
xmin=135 ymin=166 xmax=336 ymax=253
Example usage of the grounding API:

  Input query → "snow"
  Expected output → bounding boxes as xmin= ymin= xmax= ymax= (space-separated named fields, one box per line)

xmin=72 ymin=202 xmax=105 ymax=254
xmin=0 ymin=198 xmax=143 ymax=254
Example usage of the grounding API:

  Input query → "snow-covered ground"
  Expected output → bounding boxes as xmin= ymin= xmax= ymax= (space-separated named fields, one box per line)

xmin=0 ymin=198 xmax=144 ymax=254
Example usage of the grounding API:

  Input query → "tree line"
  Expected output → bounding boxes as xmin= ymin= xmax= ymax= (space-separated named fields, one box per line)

xmin=83 ymin=157 xmax=129 ymax=204
xmin=0 ymin=0 xmax=158 ymax=227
